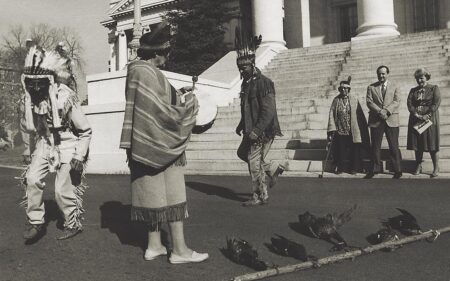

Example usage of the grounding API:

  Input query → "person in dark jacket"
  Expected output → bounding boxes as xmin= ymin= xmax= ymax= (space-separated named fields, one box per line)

xmin=234 ymin=28 xmax=284 ymax=207
xmin=407 ymin=68 xmax=441 ymax=178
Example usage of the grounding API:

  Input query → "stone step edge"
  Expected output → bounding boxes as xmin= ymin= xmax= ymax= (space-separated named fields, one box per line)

xmin=184 ymin=170 xmax=450 ymax=179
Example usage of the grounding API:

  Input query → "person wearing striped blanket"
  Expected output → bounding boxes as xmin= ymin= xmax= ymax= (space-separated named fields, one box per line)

xmin=119 ymin=24 xmax=208 ymax=264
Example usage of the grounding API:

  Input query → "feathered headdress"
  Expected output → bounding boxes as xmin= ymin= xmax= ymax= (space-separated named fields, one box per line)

xmin=23 ymin=45 xmax=73 ymax=81
xmin=21 ymin=44 xmax=75 ymax=131
xmin=235 ymin=26 xmax=262 ymax=67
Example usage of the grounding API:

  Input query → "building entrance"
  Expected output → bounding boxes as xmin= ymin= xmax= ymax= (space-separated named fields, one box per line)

xmin=413 ymin=0 xmax=439 ymax=32
xmin=339 ymin=3 xmax=358 ymax=42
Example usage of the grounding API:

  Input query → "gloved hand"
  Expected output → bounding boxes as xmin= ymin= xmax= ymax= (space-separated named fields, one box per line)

xmin=70 ymin=158 xmax=84 ymax=173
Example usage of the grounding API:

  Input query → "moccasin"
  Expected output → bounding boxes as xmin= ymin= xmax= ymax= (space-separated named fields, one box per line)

xmin=144 ymin=248 xmax=168 ymax=260
xmin=169 ymin=251 xmax=209 ymax=264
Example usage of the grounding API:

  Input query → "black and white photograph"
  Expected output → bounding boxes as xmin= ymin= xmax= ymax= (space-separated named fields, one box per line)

xmin=1 ymin=0 xmax=450 ymax=280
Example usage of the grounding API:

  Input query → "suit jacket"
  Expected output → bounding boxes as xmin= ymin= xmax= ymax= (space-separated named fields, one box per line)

xmin=366 ymin=80 xmax=400 ymax=127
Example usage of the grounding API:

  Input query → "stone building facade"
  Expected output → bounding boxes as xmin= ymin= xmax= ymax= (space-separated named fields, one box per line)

xmin=102 ymin=0 xmax=450 ymax=71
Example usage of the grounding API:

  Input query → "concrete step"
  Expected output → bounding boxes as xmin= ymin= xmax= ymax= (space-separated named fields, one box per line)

xmin=345 ymin=80 xmax=450 ymax=90
xmin=286 ymin=147 xmax=450 ymax=161
xmin=274 ymin=79 xmax=333 ymax=89
xmin=272 ymin=53 xmax=347 ymax=64
xmin=349 ymin=45 xmax=445 ymax=57
xmin=342 ymin=56 xmax=448 ymax=68
xmin=339 ymin=63 xmax=449 ymax=76
xmin=265 ymin=68 xmax=340 ymax=80
xmin=351 ymin=34 xmax=444 ymax=49
xmin=341 ymin=63 xmax=448 ymax=76
xmin=273 ymin=92 xmax=450 ymax=106
xmin=186 ymin=146 xmax=450 ymax=161
xmin=275 ymin=79 xmax=450 ymax=94
xmin=184 ymin=158 xmax=450 ymax=174
xmin=268 ymin=59 xmax=344 ymax=70
xmin=306 ymin=110 xmax=450 ymax=124
xmin=275 ymin=84 xmax=335 ymax=94
xmin=217 ymin=94 xmax=450 ymax=116
xmin=193 ymin=126 xmax=450 ymax=147
xmin=279 ymin=42 xmax=351 ymax=56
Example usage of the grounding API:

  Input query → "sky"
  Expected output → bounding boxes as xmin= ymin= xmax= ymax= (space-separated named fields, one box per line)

xmin=0 ymin=0 xmax=111 ymax=75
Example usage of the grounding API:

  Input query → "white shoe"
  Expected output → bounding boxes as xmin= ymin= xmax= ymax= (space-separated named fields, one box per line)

xmin=169 ymin=251 xmax=209 ymax=264
xmin=144 ymin=248 xmax=168 ymax=260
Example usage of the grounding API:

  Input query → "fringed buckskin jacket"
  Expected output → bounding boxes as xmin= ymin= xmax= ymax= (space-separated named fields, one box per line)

xmin=236 ymin=68 xmax=282 ymax=139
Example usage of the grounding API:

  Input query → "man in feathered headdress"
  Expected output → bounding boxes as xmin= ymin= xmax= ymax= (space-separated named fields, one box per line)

xmin=20 ymin=42 xmax=92 ymax=241
xmin=234 ymin=27 xmax=285 ymax=207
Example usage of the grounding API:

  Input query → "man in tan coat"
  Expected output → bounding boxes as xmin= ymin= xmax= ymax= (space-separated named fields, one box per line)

xmin=365 ymin=65 xmax=402 ymax=179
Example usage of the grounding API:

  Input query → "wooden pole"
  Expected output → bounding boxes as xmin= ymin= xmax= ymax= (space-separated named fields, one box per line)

xmin=231 ymin=226 xmax=450 ymax=281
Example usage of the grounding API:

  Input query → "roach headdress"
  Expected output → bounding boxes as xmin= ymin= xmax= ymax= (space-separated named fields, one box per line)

xmin=235 ymin=26 xmax=262 ymax=67
xmin=338 ymin=76 xmax=352 ymax=90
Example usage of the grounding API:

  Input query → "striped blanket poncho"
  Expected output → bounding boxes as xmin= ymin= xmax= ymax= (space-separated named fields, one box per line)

xmin=120 ymin=60 xmax=198 ymax=169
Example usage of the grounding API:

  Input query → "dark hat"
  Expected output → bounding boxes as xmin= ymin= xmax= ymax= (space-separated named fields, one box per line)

xmin=235 ymin=26 xmax=262 ymax=67
xmin=139 ymin=21 xmax=172 ymax=51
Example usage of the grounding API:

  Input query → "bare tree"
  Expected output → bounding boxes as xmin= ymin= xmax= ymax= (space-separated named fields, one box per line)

xmin=2 ymin=23 xmax=85 ymax=73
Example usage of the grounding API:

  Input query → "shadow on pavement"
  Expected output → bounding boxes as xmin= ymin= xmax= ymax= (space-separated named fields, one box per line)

xmin=186 ymin=182 xmax=250 ymax=202
xmin=100 ymin=201 xmax=149 ymax=250
xmin=288 ymin=221 xmax=317 ymax=239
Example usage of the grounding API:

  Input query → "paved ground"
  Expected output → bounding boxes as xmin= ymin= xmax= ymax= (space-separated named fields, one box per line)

xmin=1 ymin=167 xmax=450 ymax=281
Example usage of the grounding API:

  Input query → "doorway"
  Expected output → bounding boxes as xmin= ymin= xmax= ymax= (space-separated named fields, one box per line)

xmin=413 ymin=0 xmax=439 ymax=32
xmin=339 ymin=3 xmax=358 ymax=42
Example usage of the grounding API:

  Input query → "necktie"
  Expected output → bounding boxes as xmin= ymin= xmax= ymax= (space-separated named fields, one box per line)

xmin=381 ymin=84 xmax=386 ymax=99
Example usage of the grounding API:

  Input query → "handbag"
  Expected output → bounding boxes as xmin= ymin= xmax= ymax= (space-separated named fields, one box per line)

xmin=413 ymin=119 xmax=432 ymax=134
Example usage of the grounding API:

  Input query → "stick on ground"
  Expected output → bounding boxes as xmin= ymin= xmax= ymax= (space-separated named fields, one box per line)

xmin=231 ymin=226 xmax=450 ymax=281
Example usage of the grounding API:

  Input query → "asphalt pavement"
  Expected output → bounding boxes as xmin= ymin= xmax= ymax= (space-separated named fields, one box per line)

xmin=1 ymin=167 xmax=450 ymax=281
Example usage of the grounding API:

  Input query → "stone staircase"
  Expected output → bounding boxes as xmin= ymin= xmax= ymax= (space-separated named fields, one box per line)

xmin=185 ymin=30 xmax=450 ymax=175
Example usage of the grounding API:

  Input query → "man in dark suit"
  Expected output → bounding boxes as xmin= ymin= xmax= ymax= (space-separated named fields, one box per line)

xmin=365 ymin=65 xmax=402 ymax=179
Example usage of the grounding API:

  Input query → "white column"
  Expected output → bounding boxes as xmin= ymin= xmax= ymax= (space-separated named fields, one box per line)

xmin=252 ymin=0 xmax=286 ymax=49
xmin=300 ymin=0 xmax=310 ymax=47
xmin=356 ymin=0 xmax=400 ymax=38
xmin=117 ymin=30 xmax=128 ymax=70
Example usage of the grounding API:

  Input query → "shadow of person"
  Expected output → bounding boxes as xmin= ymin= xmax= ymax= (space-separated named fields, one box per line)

xmin=288 ymin=222 xmax=317 ymax=239
xmin=44 ymin=199 xmax=64 ymax=230
xmin=25 ymin=200 xmax=62 ymax=245
xmin=100 ymin=201 xmax=149 ymax=250
xmin=186 ymin=182 xmax=250 ymax=202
